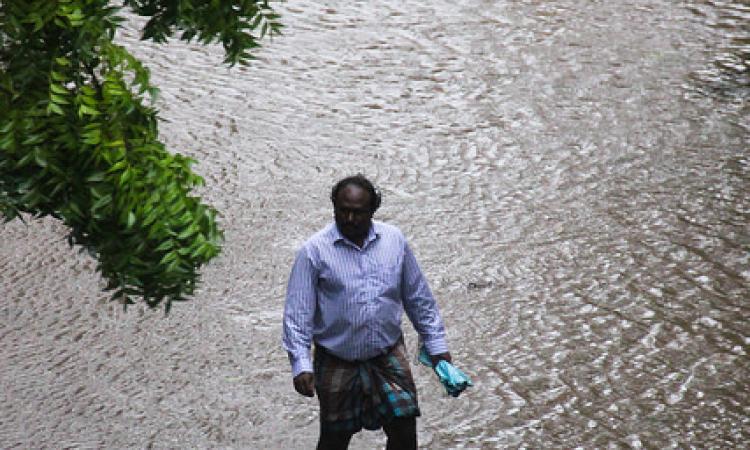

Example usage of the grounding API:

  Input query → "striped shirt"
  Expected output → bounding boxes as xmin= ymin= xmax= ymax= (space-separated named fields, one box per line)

xmin=282 ymin=221 xmax=448 ymax=377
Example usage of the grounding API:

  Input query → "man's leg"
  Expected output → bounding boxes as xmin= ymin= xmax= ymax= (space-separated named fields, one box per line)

xmin=317 ymin=428 xmax=354 ymax=450
xmin=383 ymin=417 xmax=417 ymax=450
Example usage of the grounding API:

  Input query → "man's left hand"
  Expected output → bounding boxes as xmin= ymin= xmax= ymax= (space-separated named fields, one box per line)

xmin=430 ymin=352 xmax=452 ymax=368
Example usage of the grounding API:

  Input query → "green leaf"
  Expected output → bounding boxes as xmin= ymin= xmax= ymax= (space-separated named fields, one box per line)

xmin=80 ymin=95 xmax=97 ymax=107
xmin=0 ymin=134 xmax=14 ymax=150
xmin=143 ymin=207 xmax=161 ymax=226
xmin=50 ymin=94 xmax=70 ymax=105
xmin=107 ymin=160 xmax=128 ymax=173
xmin=177 ymin=224 xmax=199 ymax=240
xmin=15 ymin=152 xmax=35 ymax=168
xmin=91 ymin=194 xmax=112 ymax=211
xmin=104 ymin=139 xmax=125 ymax=148
xmin=85 ymin=172 xmax=106 ymax=182
xmin=119 ymin=168 xmax=132 ymax=186
xmin=34 ymin=152 xmax=48 ymax=168
xmin=154 ymin=240 xmax=173 ymax=252
xmin=21 ymin=134 xmax=44 ymax=145
xmin=78 ymin=104 xmax=100 ymax=116
xmin=160 ymin=251 xmax=177 ymax=265
xmin=47 ymin=102 xmax=65 ymax=115
xmin=80 ymin=86 xmax=96 ymax=97
xmin=126 ymin=211 xmax=136 ymax=229
xmin=50 ymin=84 xmax=68 ymax=95
xmin=82 ymin=129 xmax=101 ymax=145
xmin=0 ymin=121 xmax=14 ymax=134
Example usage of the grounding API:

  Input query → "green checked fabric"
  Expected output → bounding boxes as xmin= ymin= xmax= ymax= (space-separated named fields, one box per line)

xmin=314 ymin=338 xmax=420 ymax=433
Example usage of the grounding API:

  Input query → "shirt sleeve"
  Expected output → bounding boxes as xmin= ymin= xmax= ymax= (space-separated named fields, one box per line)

xmin=401 ymin=241 xmax=449 ymax=355
xmin=282 ymin=246 xmax=318 ymax=377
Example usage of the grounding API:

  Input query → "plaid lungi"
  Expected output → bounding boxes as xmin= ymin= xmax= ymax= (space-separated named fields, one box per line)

xmin=314 ymin=339 xmax=420 ymax=433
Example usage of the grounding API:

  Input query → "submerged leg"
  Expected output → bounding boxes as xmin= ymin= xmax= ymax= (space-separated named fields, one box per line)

xmin=317 ymin=428 xmax=354 ymax=450
xmin=383 ymin=416 xmax=417 ymax=450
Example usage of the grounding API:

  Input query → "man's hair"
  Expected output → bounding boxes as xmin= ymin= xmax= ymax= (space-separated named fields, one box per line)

xmin=330 ymin=174 xmax=381 ymax=213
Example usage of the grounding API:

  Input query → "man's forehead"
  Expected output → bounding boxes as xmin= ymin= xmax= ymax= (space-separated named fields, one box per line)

xmin=337 ymin=184 xmax=370 ymax=203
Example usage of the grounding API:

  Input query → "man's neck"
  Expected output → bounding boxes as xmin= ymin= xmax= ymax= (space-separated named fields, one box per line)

xmin=352 ymin=237 xmax=365 ymax=248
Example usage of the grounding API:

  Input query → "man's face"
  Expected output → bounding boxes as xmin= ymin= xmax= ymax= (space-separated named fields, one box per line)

xmin=334 ymin=184 xmax=373 ymax=243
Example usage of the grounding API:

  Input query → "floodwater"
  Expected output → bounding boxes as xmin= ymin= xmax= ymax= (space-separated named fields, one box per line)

xmin=2 ymin=0 xmax=748 ymax=448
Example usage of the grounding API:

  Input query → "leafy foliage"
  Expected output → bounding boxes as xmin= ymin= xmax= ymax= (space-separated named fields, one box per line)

xmin=0 ymin=0 xmax=281 ymax=310
xmin=123 ymin=0 xmax=282 ymax=65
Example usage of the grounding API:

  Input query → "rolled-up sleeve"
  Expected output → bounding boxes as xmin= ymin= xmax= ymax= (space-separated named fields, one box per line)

xmin=282 ymin=246 xmax=318 ymax=377
xmin=401 ymin=242 xmax=449 ymax=355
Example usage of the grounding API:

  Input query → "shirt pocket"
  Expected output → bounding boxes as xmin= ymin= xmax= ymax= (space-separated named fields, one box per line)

xmin=372 ymin=261 xmax=402 ymax=296
xmin=318 ymin=264 xmax=346 ymax=295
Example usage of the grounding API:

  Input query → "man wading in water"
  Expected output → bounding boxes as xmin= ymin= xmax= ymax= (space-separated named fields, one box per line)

xmin=282 ymin=174 xmax=453 ymax=450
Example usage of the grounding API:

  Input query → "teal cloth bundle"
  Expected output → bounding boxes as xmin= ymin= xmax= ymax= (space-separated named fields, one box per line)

xmin=418 ymin=344 xmax=473 ymax=397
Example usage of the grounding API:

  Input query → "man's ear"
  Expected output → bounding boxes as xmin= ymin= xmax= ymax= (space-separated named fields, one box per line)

xmin=372 ymin=187 xmax=382 ymax=212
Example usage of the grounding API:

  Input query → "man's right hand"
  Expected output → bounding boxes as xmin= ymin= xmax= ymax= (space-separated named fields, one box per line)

xmin=293 ymin=372 xmax=315 ymax=397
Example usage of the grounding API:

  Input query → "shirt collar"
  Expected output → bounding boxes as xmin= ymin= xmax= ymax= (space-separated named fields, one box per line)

xmin=329 ymin=221 xmax=380 ymax=248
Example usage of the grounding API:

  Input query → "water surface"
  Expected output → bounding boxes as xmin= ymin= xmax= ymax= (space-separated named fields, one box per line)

xmin=1 ymin=0 xmax=748 ymax=448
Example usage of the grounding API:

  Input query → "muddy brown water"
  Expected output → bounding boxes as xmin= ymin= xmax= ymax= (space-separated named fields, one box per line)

xmin=2 ymin=0 xmax=748 ymax=448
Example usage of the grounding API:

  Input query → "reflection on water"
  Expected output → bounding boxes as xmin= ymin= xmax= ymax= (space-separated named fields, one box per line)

xmin=1 ymin=0 xmax=748 ymax=448
xmin=687 ymin=0 xmax=750 ymax=97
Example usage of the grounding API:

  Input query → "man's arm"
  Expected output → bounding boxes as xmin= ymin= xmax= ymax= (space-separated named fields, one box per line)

xmin=282 ymin=246 xmax=317 ymax=395
xmin=400 ymin=241 xmax=451 ymax=365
